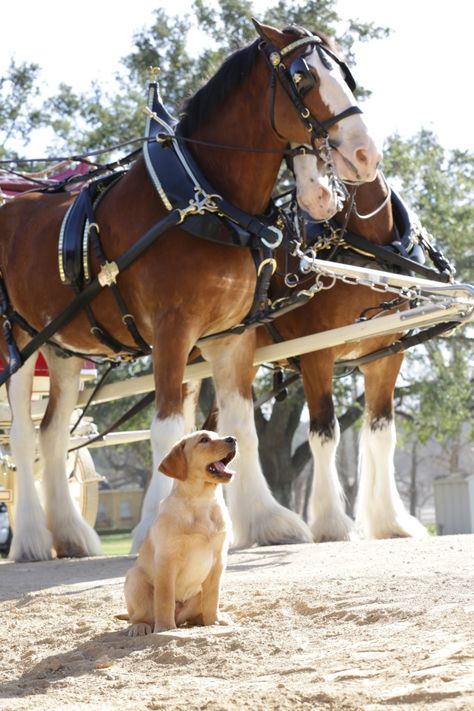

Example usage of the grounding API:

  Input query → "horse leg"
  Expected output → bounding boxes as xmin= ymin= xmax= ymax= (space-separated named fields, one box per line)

xmin=131 ymin=322 xmax=196 ymax=553
xmin=356 ymin=355 xmax=427 ymax=538
xmin=8 ymin=355 xmax=54 ymax=561
xmin=182 ymin=380 xmax=201 ymax=433
xmin=39 ymin=347 xmax=102 ymax=557
xmin=300 ymin=352 xmax=354 ymax=542
xmin=201 ymin=332 xmax=312 ymax=548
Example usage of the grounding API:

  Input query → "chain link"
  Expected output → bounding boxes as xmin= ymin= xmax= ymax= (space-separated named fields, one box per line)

xmin=294 ymin=244 xmax=466 ymax=309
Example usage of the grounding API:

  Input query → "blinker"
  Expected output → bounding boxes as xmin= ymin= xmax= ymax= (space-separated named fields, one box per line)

xmin=290 ymin=57 xmax=315 ymax=97
xmin=318 ymin=44 xmax=357 ymax=93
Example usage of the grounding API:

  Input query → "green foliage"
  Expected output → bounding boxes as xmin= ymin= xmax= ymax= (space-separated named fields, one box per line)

xmin=383 ymin=130 xmax=474 ymax=279
xmin=98 ymin=531 xmax=133 ymax=555
xmin=3 ymin=0 xmax=471 ymax=498
xmin=0 ymin=60 xmax=44 ymax=160
xmin=383 ymin=131 xmax=474 ymax=459
xmin=36 ymin=0 xmax=387 ymax=157
xmin=87 ymin=358 xmax=154 ymax=489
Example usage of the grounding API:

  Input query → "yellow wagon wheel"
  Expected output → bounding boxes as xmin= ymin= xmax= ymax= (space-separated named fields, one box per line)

xmin=0 ymin=447 xmax=101 ymax=529
xmin=66 ymin=448 xmax=102 ymax=527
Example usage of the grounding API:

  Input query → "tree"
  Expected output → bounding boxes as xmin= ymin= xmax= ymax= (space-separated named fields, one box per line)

xmin=41 ymin=0 xmax=388 ymax=157
xmin=0 ymin=60 xmax=45 ymax=161
xmin=85 ymin=357 xmax=154 ymax=490
xmin=382 ymin=131 xmax=474 ymax=512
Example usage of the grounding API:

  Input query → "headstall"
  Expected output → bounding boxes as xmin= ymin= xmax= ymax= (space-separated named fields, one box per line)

xmin=257 ymin=30 xmax=362 ymax=213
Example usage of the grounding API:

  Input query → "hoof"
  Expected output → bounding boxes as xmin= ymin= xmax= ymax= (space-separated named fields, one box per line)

xmin=52 ymin=518 xmax=102 ymax=559
xmin=9 ymin=528 xmax=54 ymax=562
xmin=231 ymin=502 xmax=312 ymax=549
xmin=358 ymin=512 xmax=428 ymax=540
xmin=310 ymin=511 xmax=355 ymax=543
xmin=54 ymin=541 xmax=91 ymax=558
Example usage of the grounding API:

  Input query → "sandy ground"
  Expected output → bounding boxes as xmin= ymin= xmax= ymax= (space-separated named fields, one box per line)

xmin=0 ymin=535 xmax=473 ymax=711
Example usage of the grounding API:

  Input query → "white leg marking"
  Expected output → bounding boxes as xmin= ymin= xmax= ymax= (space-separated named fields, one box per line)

xmin=39 ymin=352 xmax=101 ymax=558
xmin=356 ymin=418 xmax=427 ymax=539
xmin=131 ymin=414 xmax=184 ymax=553
xmin=308 ymin=420 xmax=355 ymax=542
xmin=182 ymin=380 xmax=200 ymax=434
xmin=217 ymin=391 xmax=312 ymax=548
xmin=8 ymin=357 xmax=53 ymax=561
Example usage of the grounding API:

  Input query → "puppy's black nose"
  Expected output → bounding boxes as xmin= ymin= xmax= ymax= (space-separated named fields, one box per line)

xmin=225 ymin=436 xmax=237 ymax=445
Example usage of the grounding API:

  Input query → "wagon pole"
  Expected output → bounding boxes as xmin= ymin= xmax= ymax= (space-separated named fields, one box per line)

xmin=76 ymin=270 xmax=474 ymax=409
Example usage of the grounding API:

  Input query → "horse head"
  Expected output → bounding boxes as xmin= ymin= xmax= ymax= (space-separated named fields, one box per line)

xmin=253 ymin=20 xmax=381 ymax=220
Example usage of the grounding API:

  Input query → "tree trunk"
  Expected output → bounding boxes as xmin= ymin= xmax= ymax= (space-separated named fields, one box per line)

xmin=409 ymin=438 xmax=419 ymax=516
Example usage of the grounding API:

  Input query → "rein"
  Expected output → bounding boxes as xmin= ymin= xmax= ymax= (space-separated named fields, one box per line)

xmin=353 ymin=174 xmax=392 ymax=220
xmin=0 ymin=29 xmax=373 ymax=386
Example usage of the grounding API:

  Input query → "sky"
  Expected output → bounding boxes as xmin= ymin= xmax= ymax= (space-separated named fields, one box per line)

xmin=1 ymin=0 xmax=472 ymax=156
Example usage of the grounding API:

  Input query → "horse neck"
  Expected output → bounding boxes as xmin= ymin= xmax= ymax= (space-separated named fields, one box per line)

xmin=184 ymin=62 xmax=285 ymax=215
xmin=340 ymin=172 xmax=394 ymax=245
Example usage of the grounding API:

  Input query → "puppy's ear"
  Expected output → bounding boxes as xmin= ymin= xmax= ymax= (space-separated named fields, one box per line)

xmin=159 ymin=441 xmax=187 ymax=480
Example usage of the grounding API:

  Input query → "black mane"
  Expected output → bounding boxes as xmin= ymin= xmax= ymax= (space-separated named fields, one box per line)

xmin=177 ymin=25 xmax=331 ymax=137
xmin=178 ymin=39 xmax=260 ymax=137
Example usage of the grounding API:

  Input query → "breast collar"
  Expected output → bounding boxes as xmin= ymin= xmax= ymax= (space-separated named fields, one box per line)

xmin=304 ymin=187 xmax=426 ymax=267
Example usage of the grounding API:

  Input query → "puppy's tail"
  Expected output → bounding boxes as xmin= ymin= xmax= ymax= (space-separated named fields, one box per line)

xmin=113 ymin=613 xmax=130 ymax=621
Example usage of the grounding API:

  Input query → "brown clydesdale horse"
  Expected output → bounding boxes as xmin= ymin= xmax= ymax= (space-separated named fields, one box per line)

xmin=0 ymin=21 xmax=380 ymax=561
xmin=256 ymin=165 xmax=428 ymax=542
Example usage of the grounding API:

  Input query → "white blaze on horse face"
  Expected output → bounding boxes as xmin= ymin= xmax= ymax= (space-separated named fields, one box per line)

xmin=307 ymin=48 xmax=381 ymax=181
xmin=291 ymin=147 xmax=338 ymax=220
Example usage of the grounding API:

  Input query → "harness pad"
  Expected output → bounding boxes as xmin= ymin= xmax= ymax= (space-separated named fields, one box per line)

xmin=58 ymin=173 xmax=123 ymax=287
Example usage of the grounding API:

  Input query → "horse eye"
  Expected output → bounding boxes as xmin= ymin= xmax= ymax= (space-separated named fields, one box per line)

xmin=199 ymin=436 xmax=210 ymax=444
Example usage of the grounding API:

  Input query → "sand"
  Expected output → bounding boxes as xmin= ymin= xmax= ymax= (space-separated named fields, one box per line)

xmin=0 ymin=535 xmax=473 ymax=710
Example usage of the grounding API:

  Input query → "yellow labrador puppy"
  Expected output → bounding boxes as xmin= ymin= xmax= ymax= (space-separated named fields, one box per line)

xmin=124 ymin=430 xmax=236 ymax=636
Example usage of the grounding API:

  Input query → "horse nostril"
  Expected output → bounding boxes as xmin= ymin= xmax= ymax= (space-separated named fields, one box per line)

xmin=355 ymin=148 xmax=369 ymax=166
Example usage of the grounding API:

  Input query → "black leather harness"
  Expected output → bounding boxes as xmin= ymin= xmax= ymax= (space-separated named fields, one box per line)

xmin=303 ymin=188 xmax=454 ymax=282
xmin=0 ymin=29 xmax=451 ymax=389
xmin=262 ymin=189 xmax=456 ymax=381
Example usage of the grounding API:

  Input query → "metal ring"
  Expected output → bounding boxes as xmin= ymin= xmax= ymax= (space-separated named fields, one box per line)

xmin=261 ymin=225 xmax=283 ymax=249
xmin=284 ymin=273 xmax=299 ymax=288
xmin=257 ymin=258 xmax=277 ymax=277
xmin=87 ymin=222 xmax=100 ymax=235
xmin=301 ymin=108 xmax=310 ymax=119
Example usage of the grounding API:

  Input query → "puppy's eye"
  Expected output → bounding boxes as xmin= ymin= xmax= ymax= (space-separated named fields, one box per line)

xmin=199 ymin=436 xmax=210 ymax=444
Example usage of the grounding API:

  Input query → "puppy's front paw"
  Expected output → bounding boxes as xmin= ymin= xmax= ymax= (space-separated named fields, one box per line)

xmin=203 ymin=612 xmax=233 ymax=626
xmin=153 ymin=623 xmax=177 ymax=633
xmin=128 ymin=623 xmax=152 ymax=637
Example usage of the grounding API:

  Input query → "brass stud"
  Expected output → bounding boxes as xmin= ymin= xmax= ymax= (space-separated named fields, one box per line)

xmin=269 ymin=52 xmax=281 ymax=67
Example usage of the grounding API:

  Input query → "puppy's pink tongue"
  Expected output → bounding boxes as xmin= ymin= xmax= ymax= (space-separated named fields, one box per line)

xmin=214 ymin=460 xmax=227 ymax=473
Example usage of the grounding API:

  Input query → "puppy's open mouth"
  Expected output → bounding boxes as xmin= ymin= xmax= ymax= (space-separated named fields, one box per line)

xmin=207 ymin=450 xmax=236 ymax=480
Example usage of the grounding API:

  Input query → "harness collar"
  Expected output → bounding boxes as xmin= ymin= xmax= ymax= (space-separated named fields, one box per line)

xmin=143 ymin=79 xmax=285 ymax=250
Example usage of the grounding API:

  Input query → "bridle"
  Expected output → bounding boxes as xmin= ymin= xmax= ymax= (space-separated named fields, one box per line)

xmin=257 ymin=29 xmax=363 ymax=212
xmin=257 ymin=31 xmax=361 ymax=145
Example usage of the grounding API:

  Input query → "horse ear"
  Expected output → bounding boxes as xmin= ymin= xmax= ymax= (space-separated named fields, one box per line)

xmin=252 ymin=18 xmax=284 ymax=47
xmin=159 ymin=441 xmax=187 ymax=481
